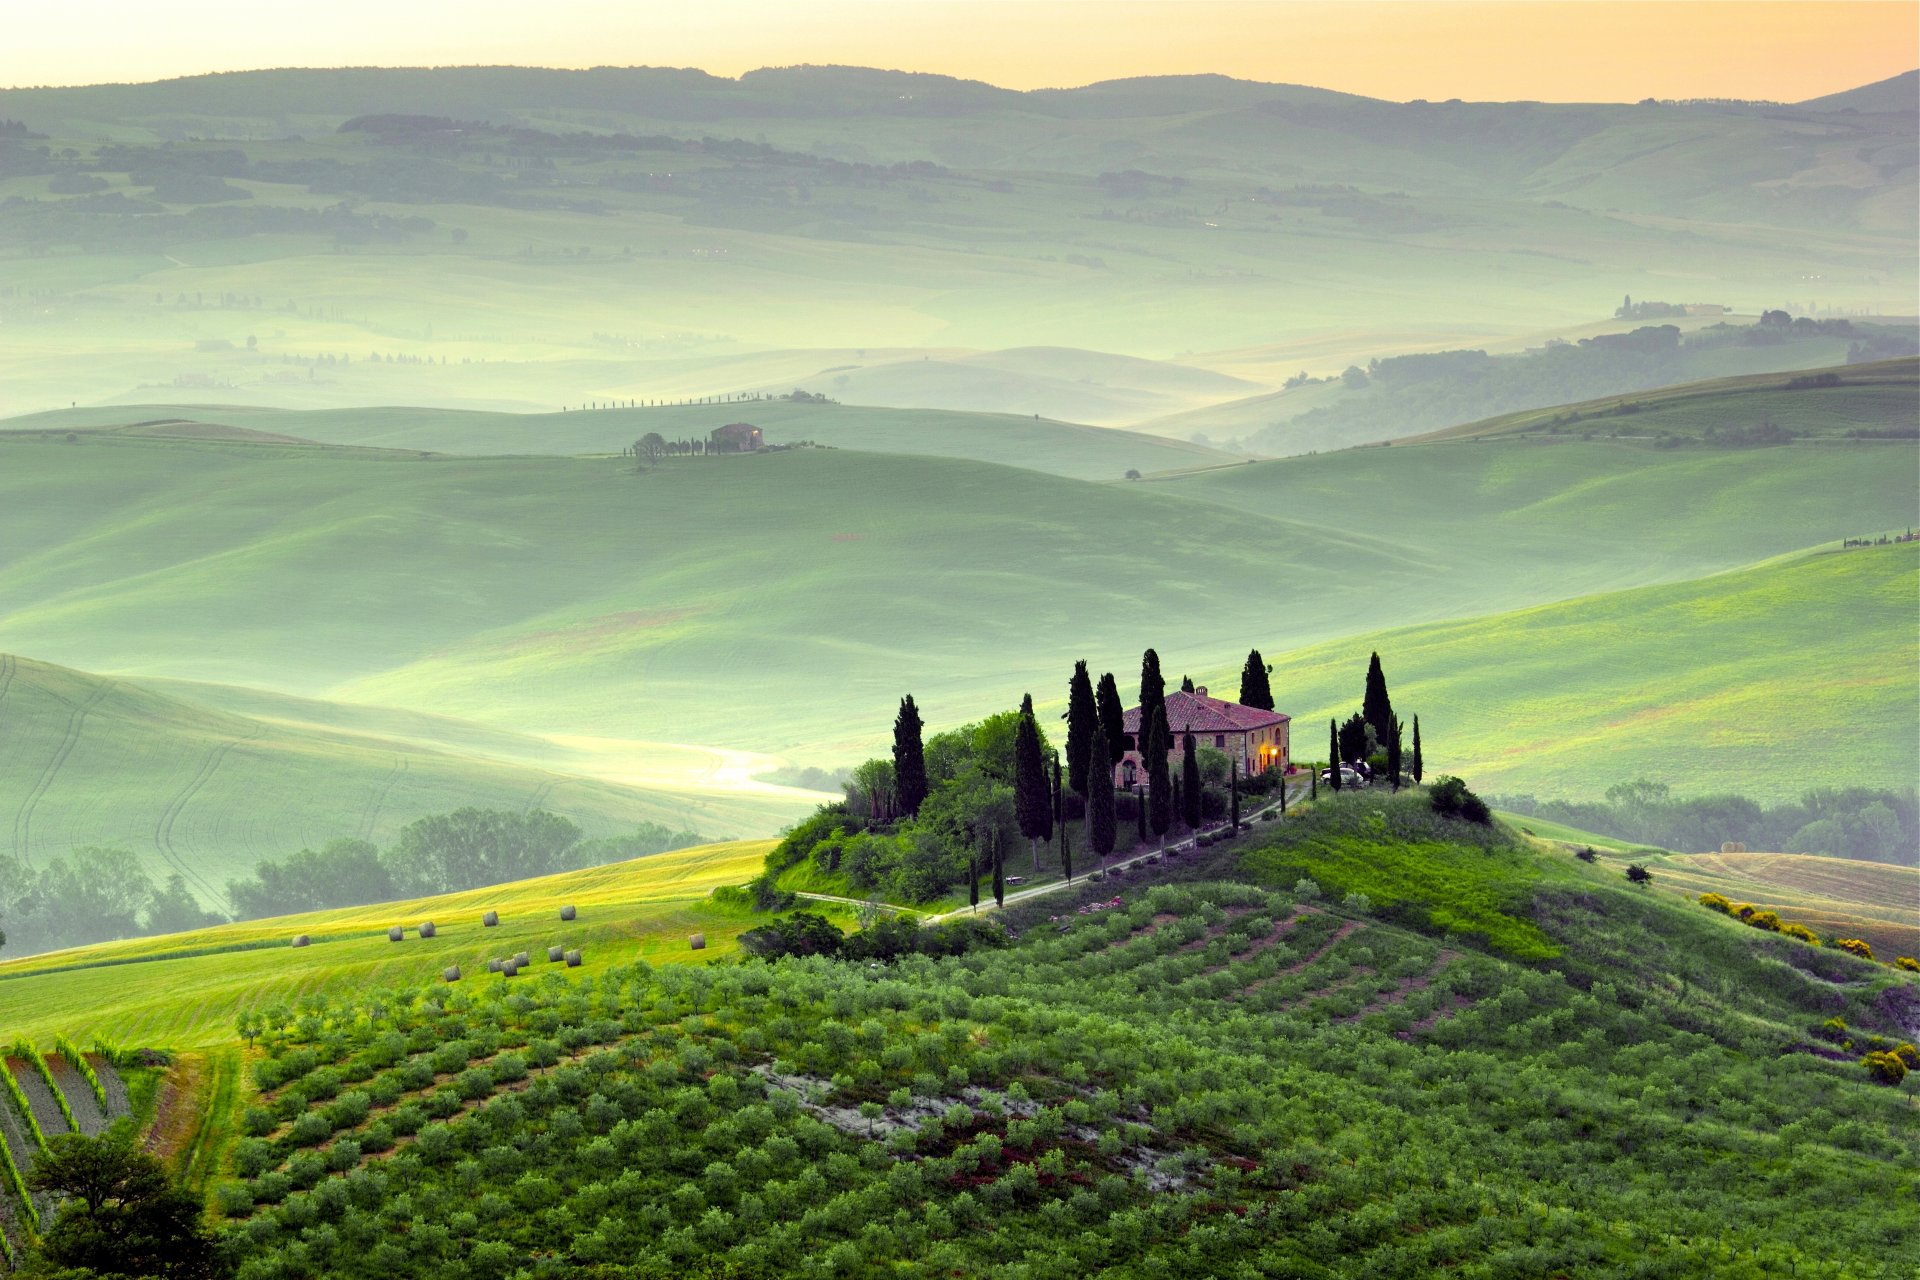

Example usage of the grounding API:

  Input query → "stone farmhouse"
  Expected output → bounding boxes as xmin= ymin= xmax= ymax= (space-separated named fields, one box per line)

xmin=1116 ymin=687 xmax=1290 ymax=786
xmin=710 ymin=422 xmax=764 ymax=452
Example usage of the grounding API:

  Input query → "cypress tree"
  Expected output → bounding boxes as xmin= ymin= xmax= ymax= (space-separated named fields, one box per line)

xmin=1387 ymin=715 xmax=1403 ymax=792
xmin=1181 ymin=729 xmax=1202 ymax=829
xmin=1327 ymin=719 xmax=1343 ymax=792
xmin=968 ymin=844 xmax=980 ymax=913
xmin=1238 ymin=649 xmax=1274 ymax=711
xmin=1139 ymin=649 xmax=1166 ymax=749
xmin=1180 ymin=675 xmax=1195 ymax=693
xmin=1014 ymin=694 xmax=1051 ymax=870
xmin=1362 ymin=651 xmax=1394 ymax=750
xmin=1054 ymin=753 xmax=1073 ymax=883
xmin=893 ymin=695 xmax=929 ymax=818
xmin=1281 ymin=768 xmax=1289 ymax=812
xmin=1310 ymin=766 xmax=1317 ymax=800
xmin=1096 ymin=671 xmax=1128 ymax=767
xmin=1412 ymin=715 xmax=1424 ymax=783
xmin=1231 ymin=758 xmax=1240 ymax=829
xmin=1134 ymin=778 xmax=1147 ymax=847
xmin=1086 ymin=711 xmax=1116 ymax=863
xmin=992 ymin=829 xmax=1005 ymax=908
xmin=1147 ymin=704 xmax=1172 ymax=848
xmin=1066 ymin=661 xmax=1097 ymax=797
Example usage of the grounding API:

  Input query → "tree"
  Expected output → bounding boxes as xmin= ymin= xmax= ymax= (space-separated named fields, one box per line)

xmin=848 ymin=758 xmax=895 ymax=822
xmin=893 ymin=695 xmax=929 ymax=818
xmin=143 ymin=873 xmax=220 ymax=936
xmin=1626 ymin=863 xmax=1653 ymax=885
xmin=26 ymin=1131 xmax=227 ymax=1278
xmin=1147 ymin=705 xmax=1172 ymax=848
xmin=1138 ymin=650 xmax=1166 ymax=752
xmin=1327 ymin=720 xmax=1342 ymax=791
xmin=1013 ymin=695 xmax=1052 ymax=871
xmin=234 ymin=1010 xmax=262 ymax=1050
xmin=1096 ymin=671 xmax=1128 ymax=768
xmin=1065 ymin=661 xmax=1097 ymax=798
xmin=1181 ymin=730 xmax=1202 ymax=829
xmin=1387 ymin=716 xmax=1403 ymax=792
xmin=1411 ymin=715 xmax=1424 ymax=783
xmin=1230 ymin=759 xmax=1240 ymax=829
xmin=635 ymin=432 xmax=667 ymax=467
xmin=1238 ymin=649 xmax=1274 ymax=711
xmin=1086 ymin=711 xmax=1116 ymax=863
xmin=991 ymin=829 xmax=1005 ymax=909
xmin=1180 ymin=675 xmax=1194 ymax=692
xmin=1362 ymin=652 xmax=1394 ymax=750
xmin=968 ymin=845 xmax=980 ymax=913
xmin=1338 ymin=712 xmax=1372 ymax=766
xmin=1053 ymin=753 xmax=1072 ymax=884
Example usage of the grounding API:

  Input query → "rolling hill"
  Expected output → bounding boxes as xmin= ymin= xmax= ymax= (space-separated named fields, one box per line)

xmin=1236 ymin=542 xmax=1918 ymax=798
xmin=0 ymin=838 xmax=778 ymax=1050
xmin=1646 ymin=850 xmax=1919 ymax=963
xmin=0 ymin=653 xmax=808 ymax=901
xmin=0 ymin=399 xmax=1241 ymax=481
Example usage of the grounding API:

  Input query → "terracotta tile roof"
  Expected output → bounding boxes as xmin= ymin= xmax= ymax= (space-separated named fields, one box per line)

xmin=1122 ymin=689 xmax=1289 ymax=736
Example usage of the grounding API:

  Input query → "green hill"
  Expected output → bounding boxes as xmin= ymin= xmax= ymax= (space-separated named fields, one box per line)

xmin=0 ymin=400 xmax=1241 ymax=481
xmin=0 ymin=653 xmax=807 ymax=902
xmin=1 ymin=789 xmax=1913 ymax=1275
xmin=1240 ymin=543 xmax=1918 ymax=797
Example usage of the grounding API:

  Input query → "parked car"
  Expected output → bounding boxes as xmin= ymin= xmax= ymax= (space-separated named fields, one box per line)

xmin=1319 ymin=766 xmax=1365 ymax=787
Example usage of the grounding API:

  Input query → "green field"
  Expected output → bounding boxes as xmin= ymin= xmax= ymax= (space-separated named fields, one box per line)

xmin=1641 ymin=850 xmax=1920 ymax=963
xmin=0 ymin=839 xmax=781 ymax=1051
xmin=0 ymin=652 xmax=808 ymax=896
xmin=1241 ymin=543 xmax=1918 ymax=797
xmin=0 ymin=399 xmax=1243 ymax=481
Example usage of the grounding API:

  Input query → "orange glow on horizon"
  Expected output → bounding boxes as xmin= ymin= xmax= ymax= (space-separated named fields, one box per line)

xmin=2 ymin=2 xmax=1915 ymax=105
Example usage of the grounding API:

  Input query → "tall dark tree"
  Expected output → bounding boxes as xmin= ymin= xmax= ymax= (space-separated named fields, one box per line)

xmin=1230 ymin=759 xmax=1240 ymax=829
xmin=1181 ymin=729 xmax=1202 ymax=829
xmin=1362 ymin=651 xmax=1394 ymax=750
xmin=1139 ymin=649 xmax=1167 ymax=750
xmin=992 ymin=829 xmax=1005 ymax=908
xmin=1095 ymin=671 xmax=1128 ymax=766
xmin=1086 ymin=710 xmax=1117 ymax=862
xmin=1180 ymin=675 xmax=1195 ymax=693
xmin=1238 ymin=649 xmax=1274 ymax=711
xmin=1412 ymin=715 xmax=1424 ymax=783
xmin=1338 ymin=711 xmax=1372 ymax=766
xmin=1147 ymin=704 xmax=1172 ymax=848
xmin=893 ymin=695 xmax=929 ymax=818
xmin=1013 ymin=694 xmax=1052 ymax=871
xmin=1053 ymin=753 xmax=1072 ymax=883
xmin=1327 ymin=719 xmax=1343 ymax=792
xmin=1387 ymin=715 xmax=1403 ymax=792
xmin=26 ymin=1131 xmax=226 ymax=1279
xmin=968 ymin=844 xmax=980 ymax=913
xmin=1065 ymin=661 xmax=1098 ymax=797
xmin=1134 ymin=779 xmax=1148 ymax=846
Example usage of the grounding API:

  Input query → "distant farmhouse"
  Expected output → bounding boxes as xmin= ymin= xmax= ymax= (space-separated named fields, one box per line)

xmin=1116 ymin=687 xmax=1290 ymax=786
xmin=710 ymin=422 xmax=763 ymax=452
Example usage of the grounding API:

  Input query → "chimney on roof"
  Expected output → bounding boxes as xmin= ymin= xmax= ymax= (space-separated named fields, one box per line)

xmin=1195 ymin=686 xmax=1207 ymax=697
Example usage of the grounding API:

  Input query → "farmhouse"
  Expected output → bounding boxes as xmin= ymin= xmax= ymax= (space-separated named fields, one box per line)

xmin=1116 ymin=687 xmax=1290 ymax=785
xmin=710 ymin=422 xmax=764 ymax=452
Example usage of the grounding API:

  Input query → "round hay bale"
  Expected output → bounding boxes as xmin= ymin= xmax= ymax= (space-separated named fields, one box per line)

xmin=688 ymin=933 xmax=706 ymax=951
xmin=482 ymin=911 xmax=500 ymax=927
xmin=388 ymin=926 xmax=405 ymax=942
xmin=548 ymin=945 xmax=565 ymax=962
xmin=565 ymin=950 xmax=582 ymax=967
xmin=502 ymin=962 xmax=520 ymax=978
xmin=513 ymin=951 xmax=529 ymax=967
xmin=443 ymin=966 xmax=461 ymax=982
xmin=419 ymin=921 xmax=437 ymax=938
xmin=487 ymin=958 xmax=503 ymax=973
xmin=291 ymin=934 xmax=310 ymax=948
xmin=559 ymin=904 xmax=577 ymax=921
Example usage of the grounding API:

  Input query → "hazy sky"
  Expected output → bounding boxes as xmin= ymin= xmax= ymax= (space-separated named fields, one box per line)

xmin=5 ymin=1 xmax=1914 ymax=102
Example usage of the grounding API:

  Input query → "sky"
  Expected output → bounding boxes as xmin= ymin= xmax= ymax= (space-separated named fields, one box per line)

xmin=4 ymin=1 xmax=1914 ymax=103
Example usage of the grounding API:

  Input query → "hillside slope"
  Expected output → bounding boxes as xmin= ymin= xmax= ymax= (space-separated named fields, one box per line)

xmin=0 ymin=653 xmax=805 ymax=900
xmin=1238 ymin=543 xmax=1918 ymax=797
xmin=0 ymin=400 xmax=1241 ymax=480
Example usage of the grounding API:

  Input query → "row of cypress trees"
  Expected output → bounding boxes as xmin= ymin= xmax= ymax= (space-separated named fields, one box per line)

xmin=1324 ymin=652 xmax=1422 ymax=792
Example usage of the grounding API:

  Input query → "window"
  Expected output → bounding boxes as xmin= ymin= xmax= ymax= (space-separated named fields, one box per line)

xmin=1215 ymin=734 xmax=1225 ymax=749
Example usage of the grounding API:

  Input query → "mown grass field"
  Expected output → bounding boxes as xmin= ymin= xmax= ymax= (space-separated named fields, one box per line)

xmin=1238 ymin=543 xmax=1919 ymax=798
xmin=0 ymin=653 xmax=803 ymax=895
xmin=1644 ymin=851 xmax=1920 ymax=962
xmin=0 ymin=840 xmax=783 ymax=1052
xmin=0 ymin=399 xmax=1243 ymax=481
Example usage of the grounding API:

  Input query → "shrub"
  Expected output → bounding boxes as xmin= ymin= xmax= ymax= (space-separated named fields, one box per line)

xmin=214 ymin=1182 xmax=255 ymax=1217
xmin=1780 ymin=923 xmax=1820 ymax=945
xmin=1816 ymin=1018 xmax=1848 ymax=1043
xmin=1896 ymin=956 xmax=1920 ymax=972
xmin=1829 ymin=937 xmax=1874 ymax=960
xmin=1427 ymin=776 xmax=1491 ymax=825
xmin=1744 ymin=910 xmax=1782 ymax=932
xmin=1861 ymin=1051 xmax=1907 ymax=1086
xmin=1625 ymin=864 xmax=1653 ymax=885
xmin=288 ymin=1112 xmax=333 ymax=1147
xmin=1698 ymin=893 xmax=1733 ymax=915
xmin=1891 ymin=1043 xmax=1920 ymax=1069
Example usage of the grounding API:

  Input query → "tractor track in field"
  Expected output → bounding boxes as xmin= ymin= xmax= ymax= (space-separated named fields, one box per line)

xmin=357 ymin=755 xmax=409 ymax=841
xmin=524 ymin=780 xmax=555 ymax=814
xmin=11 ymin=681 xmax=111 ymax=865
xmin=0 ymin=653 xmax=16 ymax=711
xmin=155 ymin=725 xmax=266 ymax=908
